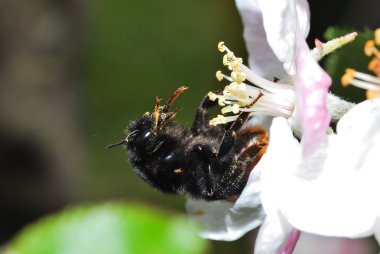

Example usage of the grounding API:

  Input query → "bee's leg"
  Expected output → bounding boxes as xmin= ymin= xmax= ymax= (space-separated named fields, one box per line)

xmin=193 ymin=144 xmax=217 ymax=197
xmin=217 ymin=111 xmax=251 ymax=157
xmin=214 ymin=140 xmax=268 ymax=199
xmin=191 ymin=90 xmax=222 ymax=135
xmin=217 ymin=92 xmax=263 ymax=157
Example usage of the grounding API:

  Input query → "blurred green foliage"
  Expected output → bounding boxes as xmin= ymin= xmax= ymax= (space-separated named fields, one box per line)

xmin=324 ymin=27 xmax=374 ymax=102
xmin=1 ymin=203 xmax=209 ymax=254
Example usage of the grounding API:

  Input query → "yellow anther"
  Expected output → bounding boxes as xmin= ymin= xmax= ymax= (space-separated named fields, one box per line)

xmin=341 ymin=69 xmax=355 ymax=87
xmin=375 ymin=29 xmax=380 ymax=45
xmin=224 ymin=84 xmax=249 ymax=100
xmin=218 ymin=97 xmax=226 ymax=106
xmin=207 ymin=92 xmax=217 ymax=101
xmin=226 ymin=52 xmax=234 ymax=61
xmin=221 ymin=104 xmax=240 ymax=114
xmin=231 ymin=71 xmax=246 ymax=84
xmin=209 ymin=115 xmax=226 ymax=126
xmin=345 ymin=68 xmax=356 ymax=77
xmin=368 ymin=58 xmax=379 ymax=71
xmin=223 ymin=54 xmax=230 ymax=66
xmin=218 ymin=41 xmax=226 ymax=52
xmin=227 ymin=82 xmax=239 ymax=89
xmin=364 ymin=40 xmax=376 ymax=56
xmin=366 ymin=89 xmax=380 ymax=99
xmin=216 ymin=70 xmax=224 ymax=81
xmin=232 ymin=58 xmax=242 ymax=73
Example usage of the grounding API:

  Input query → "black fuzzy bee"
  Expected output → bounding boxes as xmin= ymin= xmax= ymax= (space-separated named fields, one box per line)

xmin=108 ymin=86 xmax=268 ymax=200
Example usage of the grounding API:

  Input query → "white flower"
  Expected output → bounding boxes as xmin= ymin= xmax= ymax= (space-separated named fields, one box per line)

xmin=187 ymin=0 xmax=357 ymax=253
xmin=258 ymin=99 xmax=380 ymax=249
xmin=211 ymin=0 xmax=356 ymax=158
xmin=188 ymin=0 xmax=313 ymax=248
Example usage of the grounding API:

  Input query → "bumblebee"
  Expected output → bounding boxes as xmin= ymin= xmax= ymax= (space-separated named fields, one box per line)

xmin=108 ymin=86 xmax=268 ymax=200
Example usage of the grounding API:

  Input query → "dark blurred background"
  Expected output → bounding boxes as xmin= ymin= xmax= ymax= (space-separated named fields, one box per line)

xmin=0 ymin=0 xmax=379 ymax=253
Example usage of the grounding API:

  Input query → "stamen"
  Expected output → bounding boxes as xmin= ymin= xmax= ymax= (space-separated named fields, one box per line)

xmin=208 ymin=92 xmax=217 ymax=101
xmin=221 ymin=104 xmax=240 ymax=114
xmin=368 ymin=58 xmax=379 ymax=71
xmin=341 ymin=71 xmax=354 ymax=87
xmin=216 ymin=71 xmax=224 ymax=81
xmin=350 ymin=68 xmax=380 ymax=85
xmin=364 ymin=40 xmax=380 ymax=57
xmin=209 ymin=42 xmax=297 ymax=124
xmin=218 ymin=97 xmax=226 ymax=106
xmin=209 ymin=115 xmax=227 ymax=126
xmin=375 ymin=28 xmax=380 ymax=45
xmin=342 ymin=69 xmax=380 ymax=90
xmin=218 ymin=41 xmax=226 ymax=52
xmin=216 ymin=70 xmax=232 ymax=82
xmin=366 ymin=89 xmax=380 ymax=99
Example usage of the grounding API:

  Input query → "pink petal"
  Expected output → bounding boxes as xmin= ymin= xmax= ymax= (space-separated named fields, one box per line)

xmin=279 ymin=230 xmax=301 ymax=254
xmin=296 ymin=38 xmax=332 ymax=158
xmin=254 ymin=212 xmax=297 ymax=254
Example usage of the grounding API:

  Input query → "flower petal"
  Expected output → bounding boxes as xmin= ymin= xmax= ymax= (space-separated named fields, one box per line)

xmin=255 ymin=212 xmax=297 ymax=254
xmin=186 ymin=165 xmax=265 ymax=241
xmin=374 ymin=220 xmax=380 ymax=245
xmin=296 ymin=38 xmax=332 ymax=158
xmin=258 ymin=117 xmax=301 ymax=211
xmin=279 ymin=99 xmax=380 ymax=238
xmin=253 ymin=117 xmax=302 ymax=253
xmin=256 ymin=0 xmax=310 ymax=76
xmin=235 ymin=0 xmax=288 ymax=80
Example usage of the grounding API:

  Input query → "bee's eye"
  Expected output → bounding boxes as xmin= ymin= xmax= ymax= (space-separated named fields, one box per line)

xmin=143 ymin=132 xmax=151 ymax=139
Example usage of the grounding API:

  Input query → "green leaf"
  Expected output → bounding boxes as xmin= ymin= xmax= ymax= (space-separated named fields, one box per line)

xmin=1 ymin=202 xmax=208 ymax=254
xmin=324 ymin=27 xmax=374 ymax=102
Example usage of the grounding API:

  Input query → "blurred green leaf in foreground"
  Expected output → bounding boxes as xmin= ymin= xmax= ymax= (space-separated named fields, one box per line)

xmin=1 ymin=202 xmax=209 ymax=254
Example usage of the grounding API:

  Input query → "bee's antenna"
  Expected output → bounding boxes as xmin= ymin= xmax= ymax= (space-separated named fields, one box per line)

xmin=162 ymin=86 xmax=188 ymax=113
xmin=106 ymin=140 xmax=126 ymax=149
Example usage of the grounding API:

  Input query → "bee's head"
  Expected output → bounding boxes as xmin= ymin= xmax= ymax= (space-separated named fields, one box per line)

xmin=107 ymin=86 xmax=187 ymax=151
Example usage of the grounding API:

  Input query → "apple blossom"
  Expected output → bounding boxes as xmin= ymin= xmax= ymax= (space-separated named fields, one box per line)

xmin=187 ymin=0 xmax=358 ymax=253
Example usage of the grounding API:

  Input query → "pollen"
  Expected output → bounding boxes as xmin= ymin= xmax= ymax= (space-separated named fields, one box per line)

xmin=375 ymin=28 xmax=380 ymax=45
xmin=207 ymin=42 xmax=296 ymax=124
xmin=341 ymin=68 xmax=356 ymax=87
xmin=208 ymin=92 xmax=217 ymax=101
xmin=341 ymin=73 xmax=353 ymax=87
xmin=368 ymin=58 xmax=378 ymax=71
xmin=232 ymin=59 xmax=242 ymax=72
xmin=231 ymin=71 xmax=246 ymax=84
xmin=364 ymin=40 xmax=377 ymax=57
xmin=223 ymin=53 xmax=235 ymax=66
xmin=209 ymin=115 xmax=227 ymax=126
xmin=366 ymin=89 xmax=380 ymax=99
xmin=221 ymin=104 xmax=240 ymax=114
xmin=218 ymin=41 xmax=226 ymax=52
xmin=218 ymin=97 xmax=226 ymax=106
xmin=216 ymin=70 xmax=224 ymax=81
